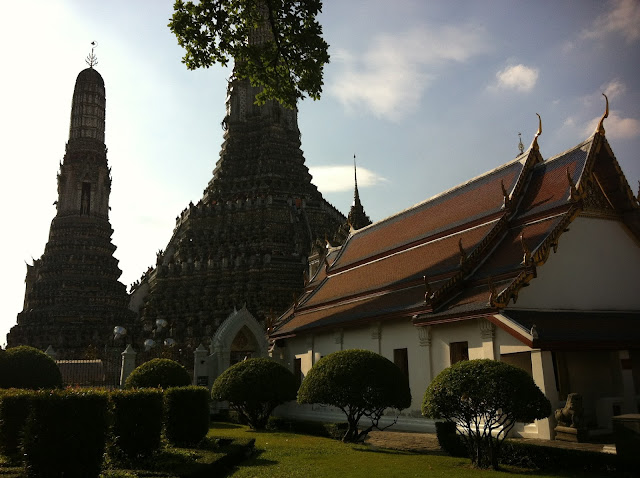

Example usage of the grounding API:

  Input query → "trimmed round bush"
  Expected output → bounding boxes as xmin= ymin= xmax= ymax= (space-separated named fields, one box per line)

xmin=298 ymin=349 xmax=411 ymax=442
xmin=165 ymin=386 xmax=210 ymax=446
xmin=22 ymin=389 xmax=109 ymax=478
xmin=422 ymin=359 xmax=551 ymax=470
xmin=110 ymin=389 xmax=164 ymax=458
xmin=125 ymin=358 xmax=190 ymax=389
xmin=1 ymin=346 xmax=62 ymax=389
xmin=211 ymin=358 xmax=297 ymax=430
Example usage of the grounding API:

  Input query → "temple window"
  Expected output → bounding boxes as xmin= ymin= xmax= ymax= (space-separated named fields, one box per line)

xmin=394 ymin=348 xmax=409 ymax=379
xmin=450 ymin=341 xmax=469 ymax=365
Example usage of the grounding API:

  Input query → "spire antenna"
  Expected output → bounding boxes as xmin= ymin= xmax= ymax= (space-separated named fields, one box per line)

xmin=86 ymin=41 xmax=98 ymax=68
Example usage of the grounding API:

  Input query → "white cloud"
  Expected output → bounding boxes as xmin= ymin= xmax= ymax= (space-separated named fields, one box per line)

xmin=329 ymin=25 xmax=488 ymax=121
xmin=309 ymin=165 xmax=387 ymax=193
xmin=581 ymin=0 xmax=640 ymax=43
xmin=601 ymin=79 xmax=627 ymax=100
xmin=493 ymin=64 xmax=539 ymax=92
xmin=584 ymin=111 xmax=640 ymax=139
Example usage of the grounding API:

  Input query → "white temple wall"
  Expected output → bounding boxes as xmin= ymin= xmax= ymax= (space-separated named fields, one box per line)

xmin=514 ymin=216 xmax=640 ymax=310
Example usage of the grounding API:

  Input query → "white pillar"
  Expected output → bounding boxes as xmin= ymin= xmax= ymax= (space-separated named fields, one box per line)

xmin=193 ymin=343 xmax=209 ymax=387
xmin=119 ymin=345 xmax=137 ymax=388
xmin=619 ymin=350 xmax=638 ymax=414
xmin=531 ymin=350 xmax=559 ymax=439
xmin=370 ymin=321 xmax=381 ymax=355
xmin=418 ymin=326 xmax=433 ymax=385
xmin=479 ymin=319 xmax=495 ymax=360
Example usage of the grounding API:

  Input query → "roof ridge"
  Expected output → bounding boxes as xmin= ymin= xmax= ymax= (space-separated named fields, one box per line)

xmin=350 ymin=154 xmax=530 ymax=239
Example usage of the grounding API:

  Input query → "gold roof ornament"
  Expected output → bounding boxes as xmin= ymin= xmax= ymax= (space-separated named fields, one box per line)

xmin=423 ymin=275 xmax=433 ymax=304
xmin=596 ymin=93 xmax=609 ymax=135
xmin=530 ymin=113 xmax=542 ymax=151
xmin=501 ymin=179 xmax=510 ymax=208
xmin=567 ymin=167 xmax=579 ymax=201
xmin=520 ymin=233 xmax=531 ymax=266
xmin=458 ymin=238 xmax=466 ymax=265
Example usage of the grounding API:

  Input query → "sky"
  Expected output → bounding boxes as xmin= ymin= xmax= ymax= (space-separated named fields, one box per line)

xmin=1 ymin=0 xmax=639 ymax=346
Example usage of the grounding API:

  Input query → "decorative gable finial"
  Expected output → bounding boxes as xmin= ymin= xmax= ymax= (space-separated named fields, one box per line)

xmin=520 ymin=233 xmax=531 ymax=266
xmin=501 ymin=179 xmax=510 ymax=208
xmin=458 ymin=238 xmax=466 ymax=265
xmin=423 ymin=275 xmax=433 ymax=304
xmin=517 ymin=132 xmax=524 ymax=156
xmin=567 ymin=167 xmax=579 ymax=201
xmin=85 ymin=41 xmax=98 ymax=68
xmin=596 ymin=93 xmax=609 ymax=135
xmin=531 ymin=113 xmax=542 ymax=151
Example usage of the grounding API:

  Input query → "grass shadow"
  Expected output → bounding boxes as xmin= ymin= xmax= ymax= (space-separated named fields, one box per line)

xmin=212 ymin=422 xmax=244 ymax=430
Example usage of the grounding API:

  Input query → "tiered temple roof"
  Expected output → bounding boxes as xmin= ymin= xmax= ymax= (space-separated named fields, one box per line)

xmin=131 ymin=64 xmax=345 ymax=352
xmin=271 ymin=109 xmax=640 ymax=349
xmin=8 ymin=66 xmax=135 ymax=357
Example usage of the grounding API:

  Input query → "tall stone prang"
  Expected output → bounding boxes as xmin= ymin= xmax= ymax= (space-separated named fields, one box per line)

xmin=131 ymin=34 xmax=345 ymax=354
xmin=7 ymin=65 xmax=136 ymax=357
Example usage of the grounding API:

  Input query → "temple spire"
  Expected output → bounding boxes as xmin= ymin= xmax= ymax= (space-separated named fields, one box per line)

xmin=347 ymin=155 xmax=371 ymax=230
xmin=353 ymin=154 xmax=361 ymax=207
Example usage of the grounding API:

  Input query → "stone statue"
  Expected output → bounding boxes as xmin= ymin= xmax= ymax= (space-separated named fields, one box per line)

xmin=555 ymin=393 xmax=584 ymax=428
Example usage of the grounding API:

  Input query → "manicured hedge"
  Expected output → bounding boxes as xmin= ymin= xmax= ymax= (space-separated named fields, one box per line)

xmin=0 ymin=389 xmax=33 ymax=459
xmin=1 ymin=346 xmax=62 ymax=390
xmin=164 ymin=386 xmax=210 ymax=446
xmin=110 ymin=389 xmax=164 ymax=458
xmin=434 ymin=421 xmax=468 ymax=458
xmin=266 ymin=416 xmax=349 ymax=441
xmin=500 ymin=439 xmax=617 ymax=473
xmin=22 ymin=389 xmax=109 ymax=478
xmin=125 ymin=358 xmax=190 ymax=389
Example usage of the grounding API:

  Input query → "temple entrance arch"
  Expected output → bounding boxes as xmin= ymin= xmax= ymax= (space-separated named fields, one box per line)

xmin=209 ymin=306 xmax=268 ymax=382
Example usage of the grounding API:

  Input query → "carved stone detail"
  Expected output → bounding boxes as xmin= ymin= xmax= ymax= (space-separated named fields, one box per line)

xmin=479 ymin=319 xmax=495 ymax=339
xmin=418 ymin=326 xmax=432 ymax=347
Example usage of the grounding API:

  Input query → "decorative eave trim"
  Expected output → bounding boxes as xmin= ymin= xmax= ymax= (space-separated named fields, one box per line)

xmin=489 ymin=313 xmax=534 ymax=348
xmin=426 ymin=214 xmax=510 ymax=309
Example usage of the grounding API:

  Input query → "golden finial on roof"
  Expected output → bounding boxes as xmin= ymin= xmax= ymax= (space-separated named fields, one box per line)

xmin=596 ymin=93 xmax=609 ymax=135
xmin=458 ymin=238 xmax=466 ymax=265
xmin=531 ymin=113 xmax=542 ymax=151
xmin=85 ymin=41 xmax=98 ymax=68
xmin=517 ymin=132 xmax=524 ymax=155
xmin=423 ymin=275 xmax=433 ymax=304
xmin=520 ymin=233 xmax=531 ymax=266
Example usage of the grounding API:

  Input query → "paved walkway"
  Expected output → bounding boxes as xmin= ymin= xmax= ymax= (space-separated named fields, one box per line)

xmin=365 ymin=430 xmax=616 ymax=455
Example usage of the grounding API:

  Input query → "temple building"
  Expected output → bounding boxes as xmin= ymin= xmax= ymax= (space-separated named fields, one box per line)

xmin=270 ymin=104 xmax=640 ymax=439
xmin=128 ymin=33 xmax=345 ymax=358
xmin=7 ymin=59 xmax=136 ymax=357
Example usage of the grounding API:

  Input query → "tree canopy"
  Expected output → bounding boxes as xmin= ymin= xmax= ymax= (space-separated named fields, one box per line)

xmin=298 ymin=349 xmax=411 ymax=442
xmin=422 ymin=359 xmax=551 ymax=470
xmin=169 ymin=0 xmax=330 ymax=109
xmin=211 ymin=357 xmax=298 ymax=429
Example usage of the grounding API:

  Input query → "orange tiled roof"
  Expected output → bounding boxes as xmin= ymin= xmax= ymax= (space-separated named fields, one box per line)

xmin=272 ymin=130 xmax=639 ymax=340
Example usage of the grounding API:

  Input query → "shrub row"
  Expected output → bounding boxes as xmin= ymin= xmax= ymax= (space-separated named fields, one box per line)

xmin=0 ymin=386 xmax=209 ymax=476
xmin=266 ymin=416 xmax=349 ymax=441
xmin=436 ymin=420 xmax=617 ymax=473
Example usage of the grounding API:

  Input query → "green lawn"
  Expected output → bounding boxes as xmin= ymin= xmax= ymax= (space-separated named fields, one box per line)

xmin=210 ymin=423 xmax=609 ymax=478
